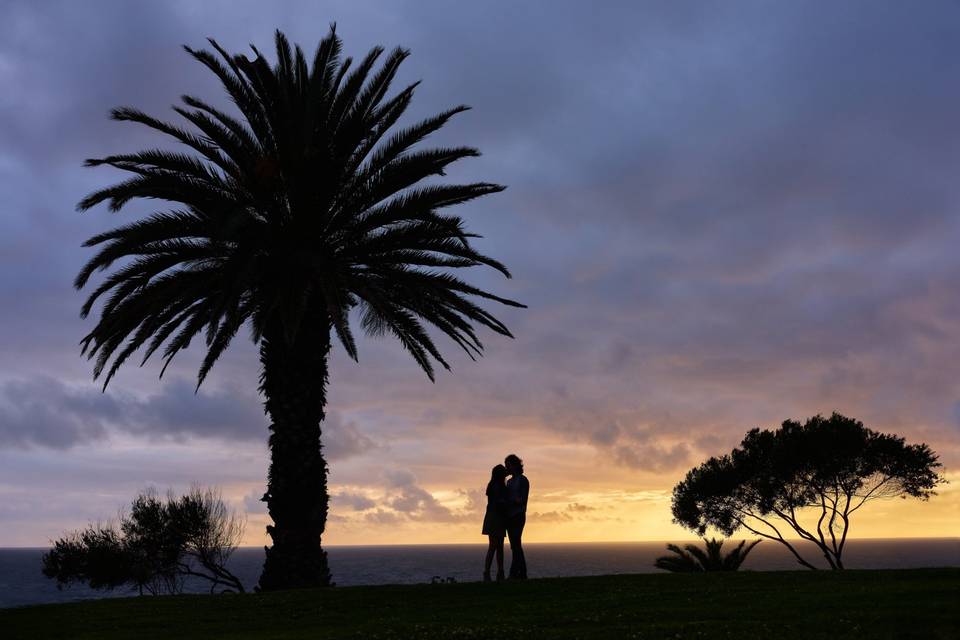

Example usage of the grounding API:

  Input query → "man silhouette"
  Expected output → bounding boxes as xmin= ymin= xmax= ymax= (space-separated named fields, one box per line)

xmin=504 ymin=453 xmax=529 ymax=579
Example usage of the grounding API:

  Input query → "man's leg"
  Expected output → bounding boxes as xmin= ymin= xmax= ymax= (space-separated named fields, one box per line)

xmin=506 ymin=517 xmax=520 ymax=578
xmin=514 ymin=515 xmax=527 ymax=578
xmin=507 ymin=515 xmax=527 ymax=579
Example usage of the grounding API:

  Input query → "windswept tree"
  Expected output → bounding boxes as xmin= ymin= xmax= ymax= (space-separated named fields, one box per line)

xmin=671 ymin=413 xmax=944 ymax=570
xmin=43 ymin=487 xmax=245 ymax=595
xmin=654 ymin=538 xmax=760 ymax=573
xmin=75 ymin=27 xmax=523 ymax=590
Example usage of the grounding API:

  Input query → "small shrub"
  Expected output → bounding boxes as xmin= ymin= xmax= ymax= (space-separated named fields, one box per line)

xmin=654 ymin=538 xmax=760 ymax=572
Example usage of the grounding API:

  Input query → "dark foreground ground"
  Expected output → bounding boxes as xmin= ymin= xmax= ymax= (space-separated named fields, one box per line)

xmin=2 ymin=568 xmax=958 ymax=639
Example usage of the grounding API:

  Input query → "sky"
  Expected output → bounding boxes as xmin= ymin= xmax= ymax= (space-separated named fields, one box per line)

xmin=1 ymin=0 xmax=958 ymax=547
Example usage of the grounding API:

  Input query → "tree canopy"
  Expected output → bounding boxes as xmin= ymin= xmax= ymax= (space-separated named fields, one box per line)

xmin=671 ymin=413 xmax=944 ymax=569
xmin=43 ymin=487 xmax=245 ymax=594
xmin=75 ymin=26 xmax=523 ymax=391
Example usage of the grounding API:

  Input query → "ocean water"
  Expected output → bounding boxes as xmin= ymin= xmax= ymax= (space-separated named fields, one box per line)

xmin=1 ymin=538 xmax=957 ymax=609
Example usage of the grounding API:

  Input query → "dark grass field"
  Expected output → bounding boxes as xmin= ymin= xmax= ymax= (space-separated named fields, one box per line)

xmin=2 ymin=568 xmax=958 ymax=639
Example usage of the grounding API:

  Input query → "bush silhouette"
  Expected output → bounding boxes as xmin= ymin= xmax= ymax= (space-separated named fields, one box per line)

xmin=43 ymin=487 xmax=245 ymax=594
xmin=655 ymin=538 xmax=760 ymax=572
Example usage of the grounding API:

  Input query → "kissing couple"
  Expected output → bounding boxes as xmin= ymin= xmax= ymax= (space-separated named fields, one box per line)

xmin=482 ymin=453 xmax=528 ymax=581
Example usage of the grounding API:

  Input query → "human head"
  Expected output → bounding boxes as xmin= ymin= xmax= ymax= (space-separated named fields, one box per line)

xmin=490 ymin=464 xmax=507 ymax=483
xmin=504 ymin=454 xmax=523 ymax=475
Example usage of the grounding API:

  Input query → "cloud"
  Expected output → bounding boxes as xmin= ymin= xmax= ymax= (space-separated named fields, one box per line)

xmin=323 ymin=414 xmax=381 ymax=461
xmin=0 ymin=377 xmax=115 ymax=448
xmin=243 ymin=489 xmax=267 ymax=514
xmin=131 ymin=379 xmax=264 ymax=440
xmin=458 ymin=488 xmax=486 ymax=515
xmin=332 ymin=492 xmax=377 ymax=512
xmin=0 ymin=376 xmax=379 ymax=460
xmin=523 ymin=502 xmax=606 ymax=523
xmin=383 ymin=468 xmax=463 ymax=523
xmin=335 ymin=478 xmax=614 ymax=528
xmin=364 ymin=510 xmax=404 ymax=525
xmin=528 ymin=510 xmax=572 ymax=523
xmin=384 ymin=469 xmax=418 ymax=489
xmin=587 ymin=423 xmax=621 ymax=447
xmin=614 ymin=443 xmax=692 ymax=473
xmin=324 ymin=469 xmax=481 ymax=526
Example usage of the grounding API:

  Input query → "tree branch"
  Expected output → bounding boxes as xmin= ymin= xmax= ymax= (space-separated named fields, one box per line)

xmin=734 ymin=510 xmax=819 ymax=570
xmin=774 ymin=505 xmax=837 ymax=569
xmin=847 ymin=475 xmax=894 ymax=514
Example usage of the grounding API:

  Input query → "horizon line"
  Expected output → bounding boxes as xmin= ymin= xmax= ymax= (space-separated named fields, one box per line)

xmin=3 ymin=535 xmax=958 ymax=550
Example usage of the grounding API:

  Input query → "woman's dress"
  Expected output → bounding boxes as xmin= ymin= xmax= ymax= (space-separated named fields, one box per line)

xmin=482 ymin=483 xmax=507 ymax=536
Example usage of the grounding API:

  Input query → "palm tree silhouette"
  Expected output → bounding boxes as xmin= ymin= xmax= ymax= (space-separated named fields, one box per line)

xmin=654 ymin=538 xmax=760 ymax=572
xmin=75 ymin=26 xmax=523 ymax=591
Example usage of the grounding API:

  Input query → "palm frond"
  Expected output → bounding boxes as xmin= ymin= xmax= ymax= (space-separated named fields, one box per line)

xmin=656 ymin=539 xmax=761 ymax=572
xmin=654 ymin=544 xmax=703 ymax=573
xmin=77 ymin=27 xmax=522 ymax=389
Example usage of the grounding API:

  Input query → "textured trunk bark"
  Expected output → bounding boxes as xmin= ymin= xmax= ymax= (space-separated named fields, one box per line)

xmin=256 ymin=316 xmax=332 ymax=591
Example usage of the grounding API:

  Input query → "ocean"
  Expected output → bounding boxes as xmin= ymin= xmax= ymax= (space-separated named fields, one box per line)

xmin=1 ymin=538 xmax=957 ymax=609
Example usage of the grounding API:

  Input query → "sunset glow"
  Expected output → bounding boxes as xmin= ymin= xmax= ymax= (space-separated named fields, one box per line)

xmin=2 ymin=1 xmax=959 ymax=550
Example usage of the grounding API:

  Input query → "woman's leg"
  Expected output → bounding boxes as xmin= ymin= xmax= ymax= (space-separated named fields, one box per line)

xmin=495 ymin=535 xmax=505 ymax=577
xmin=484 ymin=536 xmax=496 ymax=578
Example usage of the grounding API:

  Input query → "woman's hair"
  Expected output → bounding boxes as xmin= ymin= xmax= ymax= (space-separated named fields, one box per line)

xmin=505 ymin=454 xmax=523 ymax=474
xmin=486 ymin=464 xmax=507 ymax=495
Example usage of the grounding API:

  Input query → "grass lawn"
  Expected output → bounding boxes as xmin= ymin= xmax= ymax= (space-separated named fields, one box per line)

xmin=2 ymin=568 xmax=958 ymax=639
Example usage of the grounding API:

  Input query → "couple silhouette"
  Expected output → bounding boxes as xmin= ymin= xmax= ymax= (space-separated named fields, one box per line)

xmin=482 ymin=453 xmax=529 ymax=581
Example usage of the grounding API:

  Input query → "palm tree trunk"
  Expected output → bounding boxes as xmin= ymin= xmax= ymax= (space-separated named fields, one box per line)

xmin=256 ymin=316 xmax=332 ymax=591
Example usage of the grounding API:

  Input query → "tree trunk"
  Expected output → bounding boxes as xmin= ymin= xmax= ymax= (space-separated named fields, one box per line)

xmin=256 ymin=316 xmax=332 ymax=591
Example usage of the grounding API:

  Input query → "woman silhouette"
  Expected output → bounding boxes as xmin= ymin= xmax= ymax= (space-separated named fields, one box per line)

xmin=482 ymin=464 xmax=508 ymax=582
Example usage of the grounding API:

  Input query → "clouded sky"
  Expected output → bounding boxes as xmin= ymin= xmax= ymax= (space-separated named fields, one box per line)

xmin=1 ymin=0 xmax=958 ymax=546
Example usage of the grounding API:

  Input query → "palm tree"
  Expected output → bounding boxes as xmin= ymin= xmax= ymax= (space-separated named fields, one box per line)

xmin=654 ymin=538 xmax=760 ymax=572
xmin=75 ymin=27 xmax=523 ymax=591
